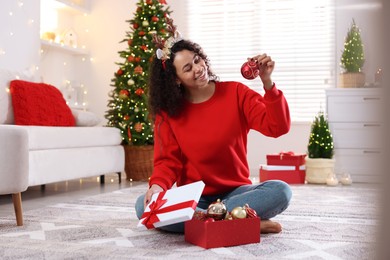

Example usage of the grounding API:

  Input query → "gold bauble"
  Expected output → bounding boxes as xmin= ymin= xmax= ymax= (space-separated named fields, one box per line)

xmin=231 ymin=206 xmax=247 ymax=219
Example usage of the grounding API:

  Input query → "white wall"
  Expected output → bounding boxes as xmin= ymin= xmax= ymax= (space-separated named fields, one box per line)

xmin=0 ymin=0 xmax=40 ymax=74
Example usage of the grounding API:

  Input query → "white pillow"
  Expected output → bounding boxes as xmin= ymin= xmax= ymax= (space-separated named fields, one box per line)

xmin=71 ymin=109 xmax=101 ymax=126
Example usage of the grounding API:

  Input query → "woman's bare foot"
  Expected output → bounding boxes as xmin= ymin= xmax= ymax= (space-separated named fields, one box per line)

xmin=260 ymin=220 xmax=282 ymax=234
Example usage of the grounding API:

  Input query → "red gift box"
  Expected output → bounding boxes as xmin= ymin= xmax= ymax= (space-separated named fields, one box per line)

xmin=266 ymin=152 xmax=306 ymax=170
xmin=185 ymin=217 xmax=260 ymax=249
xmin=259 ymin=165 xmax=305 ymax=184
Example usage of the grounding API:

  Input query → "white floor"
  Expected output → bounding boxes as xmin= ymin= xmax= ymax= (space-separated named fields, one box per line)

xmin=0 ymin=172 xmax=147 ymax=218
xmin=0 ymin=173 xmax=380 ymax=220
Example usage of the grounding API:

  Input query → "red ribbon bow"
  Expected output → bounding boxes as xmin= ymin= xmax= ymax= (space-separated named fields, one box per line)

xmin=141 ymin=191 xmax=197 ymax=229
xmin=279 ymin=151 xmax=294 ymax=159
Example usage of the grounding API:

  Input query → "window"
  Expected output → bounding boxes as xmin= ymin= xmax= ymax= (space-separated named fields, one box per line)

xmin=187 ymin=0 xmax=336 ymax=121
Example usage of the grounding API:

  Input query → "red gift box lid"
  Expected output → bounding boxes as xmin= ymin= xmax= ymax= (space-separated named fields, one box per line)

xmin=266 ymin=152 xmax=306 ymax=166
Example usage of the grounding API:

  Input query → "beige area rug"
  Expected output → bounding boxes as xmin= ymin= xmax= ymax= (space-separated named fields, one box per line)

xmin=0 ymin=183 xmax=379 ymax=259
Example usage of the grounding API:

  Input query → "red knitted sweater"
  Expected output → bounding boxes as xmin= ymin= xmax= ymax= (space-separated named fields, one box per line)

xmin=150 ymin=81 xmax=290 ymax=195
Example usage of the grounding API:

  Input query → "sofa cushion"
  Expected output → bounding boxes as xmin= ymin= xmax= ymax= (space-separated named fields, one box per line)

xmin=10 ymin=80 xmax=75 ymax=126
xmin=71 ymin=109 xmax=101 ymax=127
xmin=0 ymin=69 xmax=35 ymax=124
xmin=22 ymin=126 xmax=123 ymax=150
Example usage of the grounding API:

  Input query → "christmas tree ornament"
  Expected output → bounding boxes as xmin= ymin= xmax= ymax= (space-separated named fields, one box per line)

xmin=116 ymin=68 xmax=123 ymax=76
xmin=134 ymin=122 xmax=143 ymax=132
xmin=224 ymin=212 xmax=233 ymax=220
xmin=193 ymin=211 xmax=207 ymax=221
xmin=241 ymin=60 xmax=260 ymax=80
xmin=119 ymin=89 xmax=129 ymax=99
xmin=205 ymin=218 xmax=215 ymax=223
xmin=135 ymin=88 xmax=144 ymax=96
xmin=142 ymin=20 xmax=149 ymax=27
xmin=152 ymin=16 xmax=159 ymax=22
xmin=231 ymin=206 xmax=247 ymax=219
xmin=127 ymin=56 xmax=135 ymax=62
xmin=134 ymin=66 xmax=143 ymax=74
xmin=206 ymin=199 xmax=227 ymax=220
xmin=243 ymin=204 xmax=258 ymax=218
xmin=127 ymin=79 xmax=135 ymax=85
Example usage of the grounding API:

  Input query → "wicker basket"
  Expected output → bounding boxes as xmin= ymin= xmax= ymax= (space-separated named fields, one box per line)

xmin=339 ymin=72 xmax=365 ymax=88
xmin=123 ymin=145 xmax=154 ymax=181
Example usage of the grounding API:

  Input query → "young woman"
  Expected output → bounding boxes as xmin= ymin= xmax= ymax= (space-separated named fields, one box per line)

xmin=135 ymin=34 xmax=292 ymax=234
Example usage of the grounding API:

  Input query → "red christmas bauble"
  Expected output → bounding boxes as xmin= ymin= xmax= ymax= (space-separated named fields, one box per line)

xmin=116 ymin=68 xmax=123 ymax=76
xmin=123 ymin=115 xmax=130 ymax=121
xmin=243 ymin=204 xmax=258 ymax=218
xmin=127 ymin=127 xmax=132 ymax=139
xmin=119 ymin=89 xmax=129 ymax=99
xmin=138 ymin=31 xmax=146 ymax=36
xmin=128 ymin=39 xmax=133 ymax=46
xmin=133 ymin=23 xmax=139 ymax=29
xmin=152 ymin=16 xmax=159 ymax=22
xmin=135 ymin=88 xmax=144 ymax=96
xmin=134 ymin=122 xmax=143 ymax=132
xmin=135 ymin=57 xmax=141 ymax=63
xmin=140 ymin=45 xmax=148 ymax=51
xmin=241 ymin=60 xmax=259 ymax=80
xmin=127 ymin=56 xmax=135 ymax=62
xmin=205 ymin=218 xmax=215 ymax=223
xmin=134 ymin=65 xmax=143 ymax=74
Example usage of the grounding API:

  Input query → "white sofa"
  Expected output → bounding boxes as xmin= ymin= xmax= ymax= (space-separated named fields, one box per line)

xmin=0 ymin=69 xmax=125 ymax=226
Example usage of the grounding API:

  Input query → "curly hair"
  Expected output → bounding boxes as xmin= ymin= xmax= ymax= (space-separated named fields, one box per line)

xmin=148 ymin=39 xmax=218 ymax=118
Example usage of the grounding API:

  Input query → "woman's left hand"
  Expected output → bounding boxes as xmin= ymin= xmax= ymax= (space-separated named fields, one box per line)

xmin=248 ymin=53 xmax=275 ymax=90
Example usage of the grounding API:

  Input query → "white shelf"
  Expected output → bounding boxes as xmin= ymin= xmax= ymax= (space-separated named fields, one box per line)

xmin=42 ymin=0 xmax=90 ymax=14
xmin=41 ymin=39 xmax=88 ymax=56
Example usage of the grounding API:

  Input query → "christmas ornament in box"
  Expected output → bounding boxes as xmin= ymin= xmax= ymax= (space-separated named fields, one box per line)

xmin=138 ymin=181 xmax=205 ymax=230
xmin=185 ymin=203 xmax=260 ymax=249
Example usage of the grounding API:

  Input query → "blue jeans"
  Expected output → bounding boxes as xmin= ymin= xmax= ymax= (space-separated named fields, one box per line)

xmin=135 ymin=180 xmax=292 ymax=233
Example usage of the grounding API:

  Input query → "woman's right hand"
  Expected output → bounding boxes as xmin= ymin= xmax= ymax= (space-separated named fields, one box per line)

xmin=144 ymin=184 xmax=164 ymax=208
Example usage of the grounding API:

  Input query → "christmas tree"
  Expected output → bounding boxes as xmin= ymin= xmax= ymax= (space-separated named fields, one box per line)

xmin=340 ymin=19 xmax=365 ymax=73
xmin=105 ymin=0 xmax=171 ymax=146
xmin=307 ymin=111 xmax=334 ymax=159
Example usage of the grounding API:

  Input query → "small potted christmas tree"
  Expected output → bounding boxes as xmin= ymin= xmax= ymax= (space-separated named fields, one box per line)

xmin=105 ymin=0 xmax=172 ymax=181
xmin=339 ymin=19 xmax=365 ymax=88
xmin=305 ymin=111 xmax=335 ymax=184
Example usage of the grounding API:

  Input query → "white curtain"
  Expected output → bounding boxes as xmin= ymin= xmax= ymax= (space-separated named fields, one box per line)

xmin=187 ymin=0 xmax=336 ymax=122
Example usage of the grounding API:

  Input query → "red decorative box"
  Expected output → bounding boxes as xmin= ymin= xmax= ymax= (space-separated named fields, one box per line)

xmin=185 ymin=217 xmax=260 ymax=249
xmin=259 ymin=165 xmax=305 ymax=184
xmin=266 ymin=152 xmax=306 ymax=169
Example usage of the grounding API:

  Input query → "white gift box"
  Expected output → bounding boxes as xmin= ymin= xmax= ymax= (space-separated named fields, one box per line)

xmin=137 ymin=181 xmax=205 ymax=230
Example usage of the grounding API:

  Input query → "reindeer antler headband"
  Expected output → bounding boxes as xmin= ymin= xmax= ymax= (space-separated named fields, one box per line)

xmin=152 ymin=18 xmax=183 ymax=68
